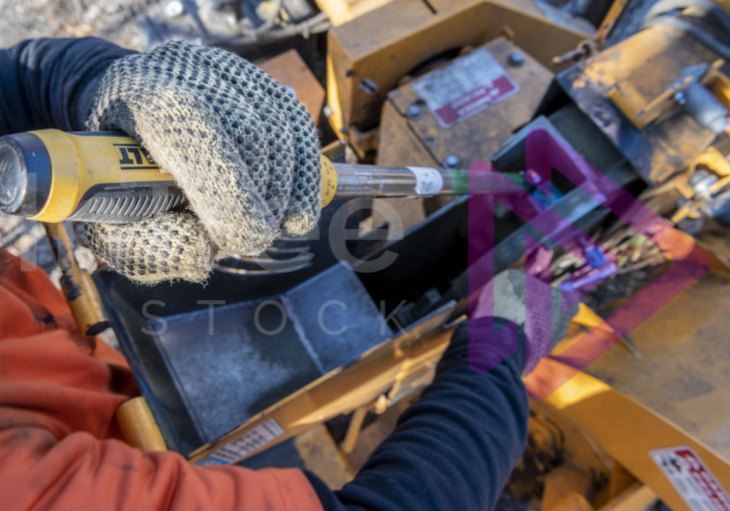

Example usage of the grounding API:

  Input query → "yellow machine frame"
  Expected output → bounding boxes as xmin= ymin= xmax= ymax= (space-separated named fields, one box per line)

xmin=326 ymin=0 xmax=593 ymax=157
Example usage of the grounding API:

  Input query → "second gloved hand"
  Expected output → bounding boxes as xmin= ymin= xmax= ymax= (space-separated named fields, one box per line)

xmin=85 ymin=41 xmax=321 ymax=284
xmin=474 ymin=270 xmax=579 ymax=374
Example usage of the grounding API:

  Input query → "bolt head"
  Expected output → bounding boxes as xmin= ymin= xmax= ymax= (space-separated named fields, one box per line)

xmin=406 ymin=104 xmax=424 ymax=120
xmin=508 ymin=52 xmax=525 ymax=67
xmin=443 ymin=154 xmax=462 ymax=169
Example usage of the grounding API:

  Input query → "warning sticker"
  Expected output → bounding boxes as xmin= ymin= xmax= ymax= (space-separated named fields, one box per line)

xmin=411 ymin=48 xmax=519 ymax=128
xmin=651 ymin=446 xmax=730 ymax=511
xmin=195 ymin=419 xmax=284 ymax=466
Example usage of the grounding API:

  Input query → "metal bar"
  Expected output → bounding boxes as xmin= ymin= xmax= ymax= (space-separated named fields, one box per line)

xmin=44 ymin=222 xmax=109 ymax=336
xmin=116 ymin=397 xmax=168 ymax=452
xmin=331 ymin=163 xmax=523 ymax=199
xmin=340 ymin=403 xmax=371 ymax=454
xmin=45 ymin=222 xmax=168 ymax=452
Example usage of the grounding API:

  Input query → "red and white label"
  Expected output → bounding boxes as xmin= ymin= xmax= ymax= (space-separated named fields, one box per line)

xmin=194 ymin=419 xmax=284 ymax=466
xmin=411 ymin=48 xmax=519 ymax=128
xmin=651 ymin=446 xmax=730 ymax=511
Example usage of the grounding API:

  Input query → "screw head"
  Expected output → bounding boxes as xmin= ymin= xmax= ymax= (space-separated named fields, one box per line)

xmin=406 ymin=104 xmax=424 ymax=120
xmin=443 ymin=154 xmax=462 ymax=169
xmin=674 ymin=91 xmax=687 ymax=105
xmin=507 ymin=52 xmax=525 ymax=67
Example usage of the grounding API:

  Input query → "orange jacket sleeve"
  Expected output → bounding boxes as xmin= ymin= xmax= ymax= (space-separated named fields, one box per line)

xmin=0 ymin=249 xmax=323 ymax=511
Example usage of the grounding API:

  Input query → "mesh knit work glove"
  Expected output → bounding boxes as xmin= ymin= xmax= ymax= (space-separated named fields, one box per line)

xmin=474 ymin=270 xmax=579 ymax=374
xmin=85 ymin=41 xmax=321 ymax=284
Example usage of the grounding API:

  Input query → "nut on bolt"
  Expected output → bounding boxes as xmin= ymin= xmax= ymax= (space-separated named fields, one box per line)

xmin=507 ymin=52 xmax=525 ymax=67
xmin=443 ymin=154 xmax=462 ymax=169
xmin=406 ymin=104 xmax=424 ymax=120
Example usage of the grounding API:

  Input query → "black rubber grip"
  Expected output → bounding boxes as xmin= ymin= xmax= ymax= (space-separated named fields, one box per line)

xmin=67 ymin=182 xmax=187 ymax=223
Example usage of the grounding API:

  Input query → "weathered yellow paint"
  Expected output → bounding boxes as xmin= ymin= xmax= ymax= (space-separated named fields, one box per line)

xmin=378 ymin=38 xmax=553 ymax=170
xmin=116 ymin=397 xmax=168 ymax=452
xmin=44 ymin=222 xmax=108 ymax=337
xmin=188 ymin=324 xmax=454 ymax=464
xmin=327 ymin=0 xmax=591 ymax=154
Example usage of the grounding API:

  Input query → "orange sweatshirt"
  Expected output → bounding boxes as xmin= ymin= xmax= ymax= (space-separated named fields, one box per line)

xmin=0 ymin=249 xmax=323 ymax=511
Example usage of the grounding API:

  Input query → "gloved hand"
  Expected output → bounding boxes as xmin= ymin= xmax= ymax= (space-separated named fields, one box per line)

xmin=84 ymin=41 xmax=321 ymax=284
xmin=473 ymin=269 xmax=578 ymax=374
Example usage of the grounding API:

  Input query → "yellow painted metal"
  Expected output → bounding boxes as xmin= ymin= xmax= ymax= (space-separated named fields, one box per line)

xmin=695 ymin=147 xmax=730 ymax=178
xmin=377 ymin=100 xmax=441 ymax=169
xmin=44 ymin=222 xmax=108 ymax=337
xmin=534 ymin=244 xmax=730 ymax=510
xmin=535 ymin=371 xmax=730 ymax=511
xmin=598 ymin=484 xmax=659 ymax=511
xmin=608 ymin=57 xmax=730 ymax=131
xmin=44 ymin=218 xmax=167 ymax=453
xmin=578 ymin=25 xmax=722 ymax=94
xmin=710 ymin=72 xmax=730 ymax=110
xmin=315 ymin=0 xmax=394 ymax=27
xmin=294 ymin=424 xmax=355 ymax=490
xmin=294 ymin=425 xmax=355 ymax=489
xmin=542 ymin=463 xmax=595 ymax=511
xmin=188 ymin=322 xmax=455 ymax=464
xmin=571 ymin=22 xmax=724 ymax=184
xmin=340 ymin=403 xmax=372 ymax=454
xmin=116 ymin=396 xmax=168 ymax=452
xmin=326 ymin=55 xmax=345 ymax=138
xmin=327 ymin=0 xmax=591 ymax=156
xmin=609 ymin=75 xmax=695 ymax=130
xmin=595 ymin=0 xmax=630 ymax=47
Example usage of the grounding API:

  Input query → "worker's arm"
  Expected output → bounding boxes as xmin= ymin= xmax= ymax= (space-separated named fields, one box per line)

xmin=0 ymin=251 xmax=527 ymax=511
xmin=0 ymin=247 xmax=527 ymax=511
xmin=0 ymin=37 xmax=135 ymax=135
xmin=0 ymin=37 xmax=531 ymax=511
xmin=0 ymin=249 xmax=324 ymax=511
xmin=306 ymin=318 xmax=529 ymax=511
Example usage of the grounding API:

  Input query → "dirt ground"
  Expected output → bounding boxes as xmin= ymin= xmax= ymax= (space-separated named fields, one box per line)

xmin=0 ymin=0 xmax=154 ymax=50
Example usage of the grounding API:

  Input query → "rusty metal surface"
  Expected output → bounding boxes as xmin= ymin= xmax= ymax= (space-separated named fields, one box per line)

xmin=327 ymin=0 xmax=592 ymax=148
xmin=258 ymin=49 xmax=325 ymax=122
xmin=383 ymin=37 xmax=553 ymax=170
xmin=554 ymin=22 xmax=722 ymax=184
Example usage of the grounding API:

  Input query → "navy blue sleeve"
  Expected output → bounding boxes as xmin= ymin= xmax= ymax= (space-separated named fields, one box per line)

xmin=0 ymin=38 xmax=136 ymax=136
xmin=307 ymin=318 xmax=529 ymax=511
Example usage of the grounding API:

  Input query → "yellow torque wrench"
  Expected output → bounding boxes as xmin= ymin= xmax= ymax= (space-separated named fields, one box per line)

xmin=0 ymin=129 xmax=519 ymax=223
